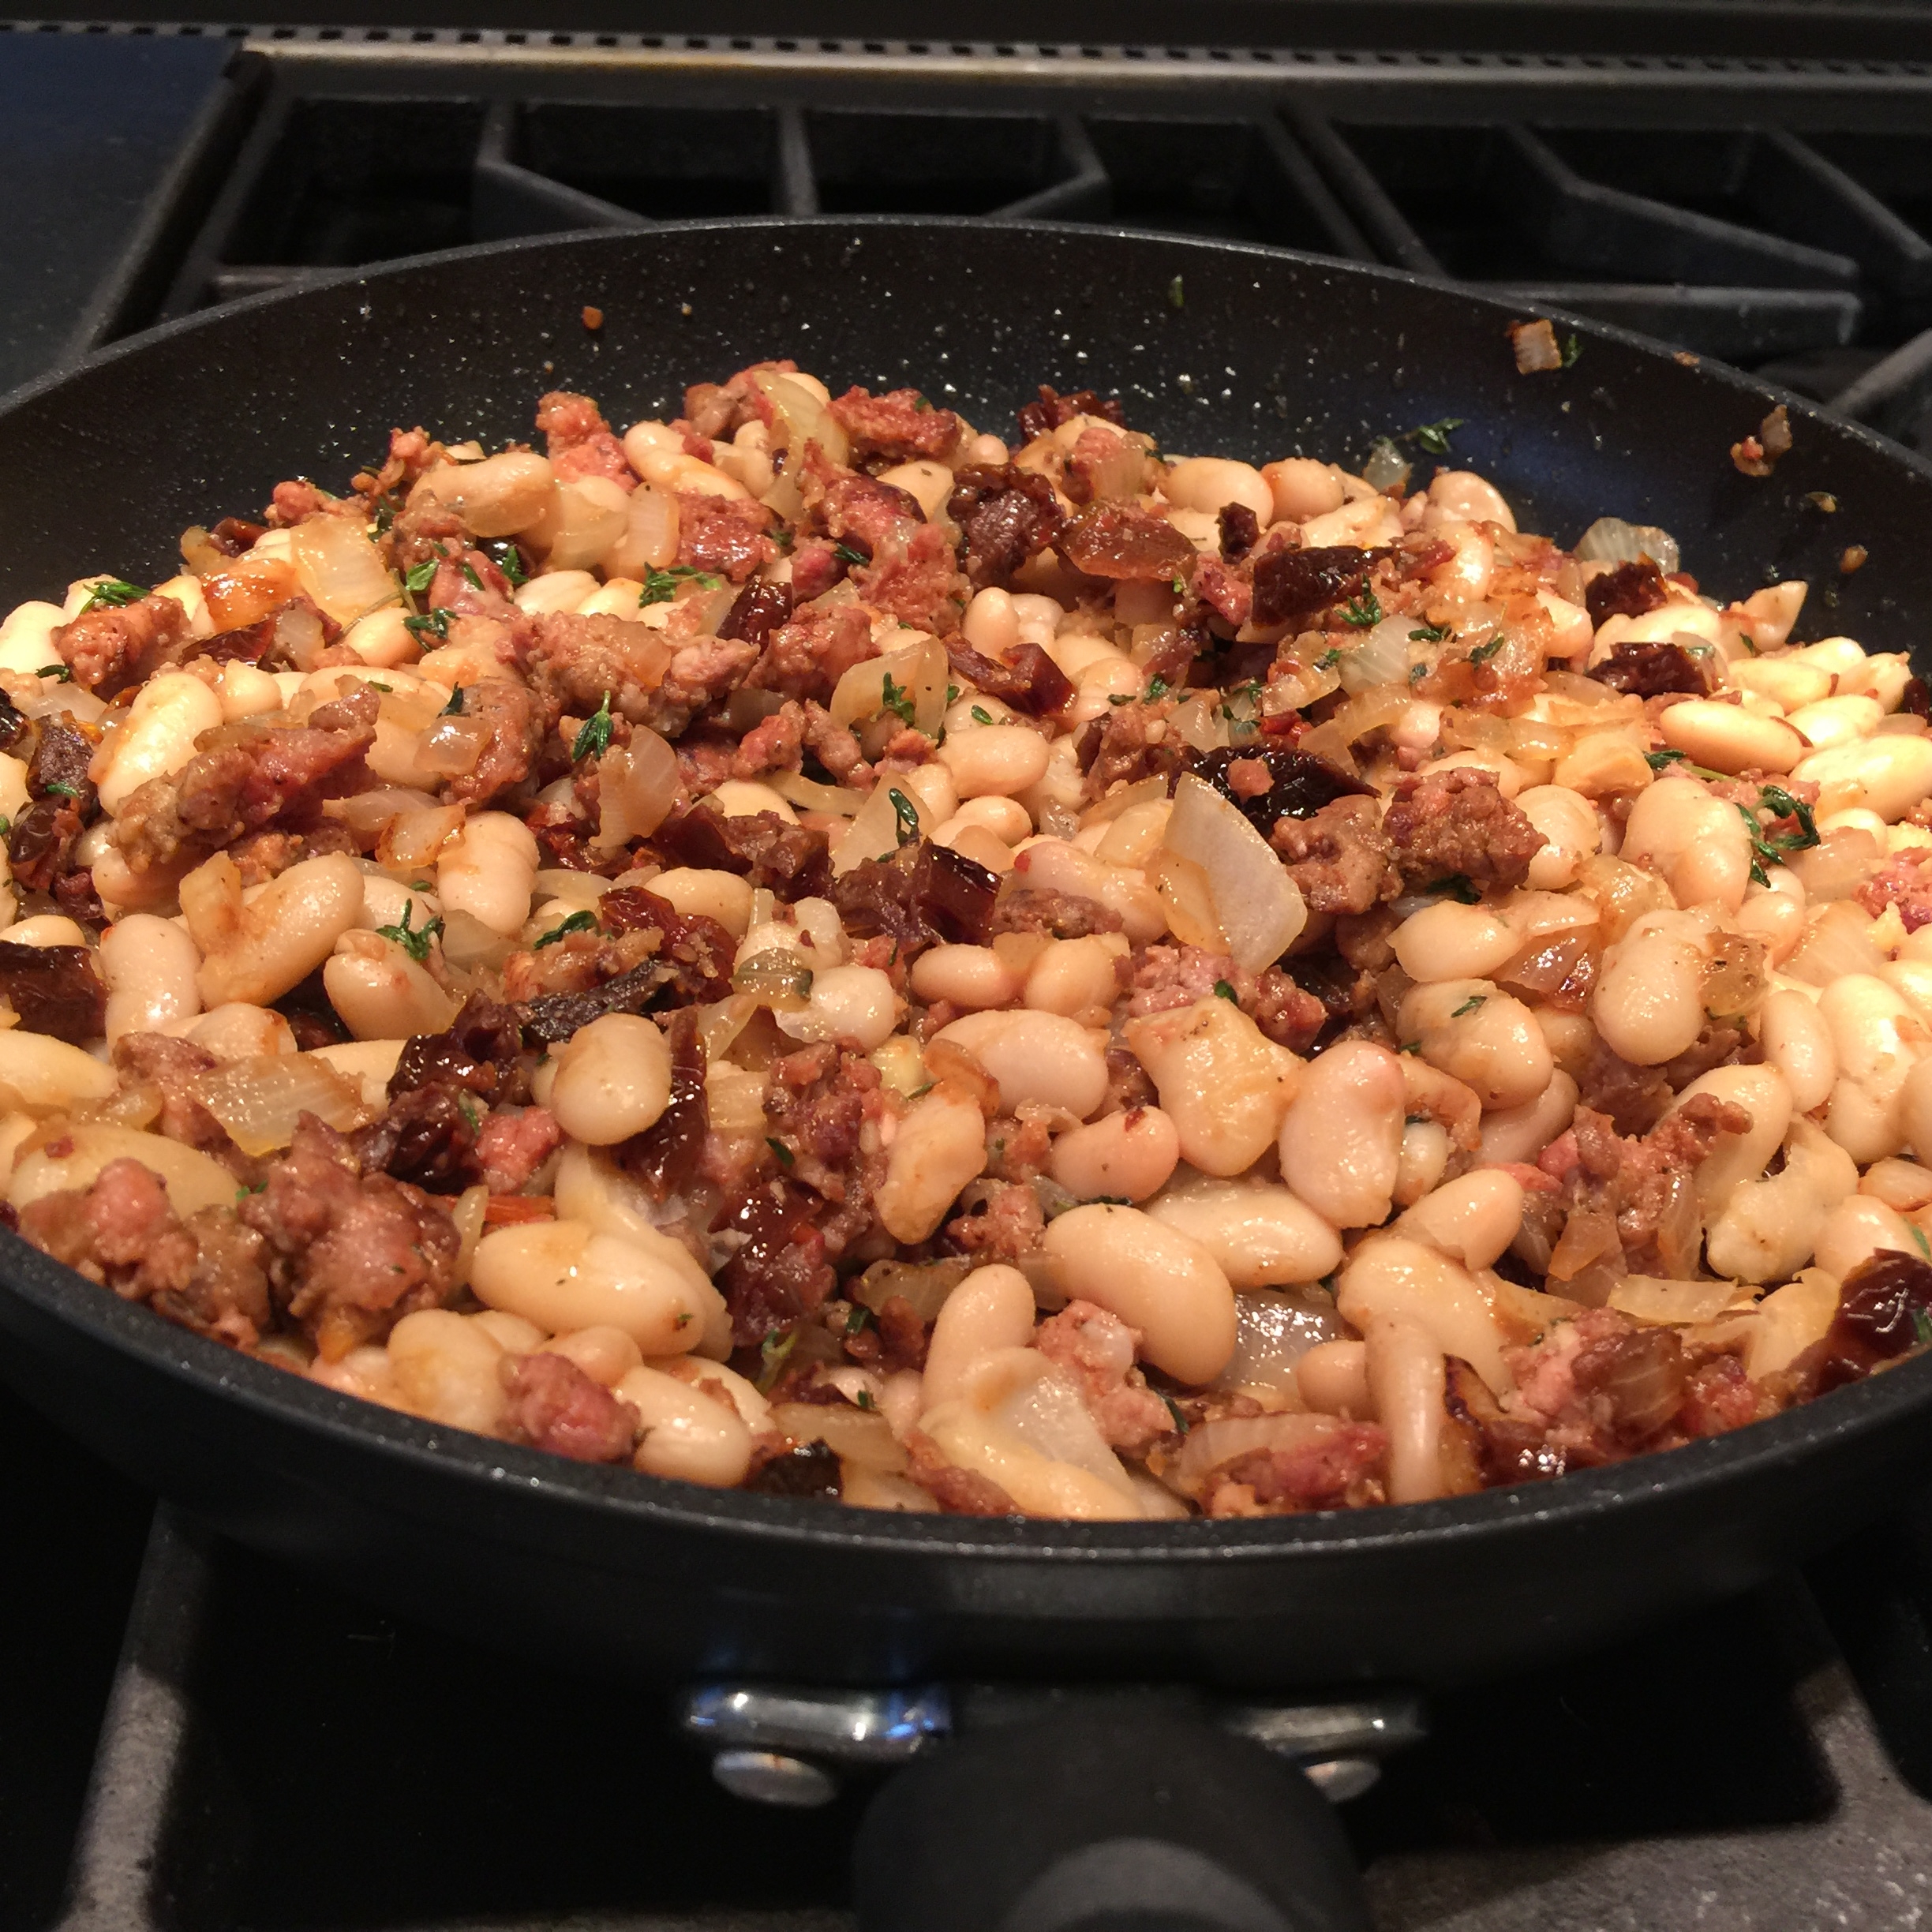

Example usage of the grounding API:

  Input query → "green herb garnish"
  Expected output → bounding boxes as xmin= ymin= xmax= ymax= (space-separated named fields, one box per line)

xmin=1467 ymin=636 xmax=1504 ymax=666
xmin=1737 ymin=786 xmax=1822 ymax=886
xmin=459 ymin=560 xmax=485 ymax=590
xmin=756 ymin=1328 xmax=799 ymax=1392
xmin=1167 ymin=275 xmax=1185 ymax=310
xmin=1432 ymin=875 xmax=1481 ymax=904
xmin=441 ymin=686 xmax=466 ymax=717
xmin=1410 ymin=623 xmax=1450 ymax=644
xmin=403 ymin=558 xmax=440 ymax=594
xmin=402 ymin=608 xmax=451 ymax=642
xmin=36 ymin=665 xmax=73 ymax=682
xmin=1560 ymin=333 xmax=1582 ymax=368
xmin=1144 ymin=675 xmax=1170 ymax=703
xmin=970 ymin=705 xmax=996 ymax=726
xmin=1342 ymin=592 xmax=1383 ymax=628
xmin=1163 ymin=1394 xmax=1190 ymax=1435
xmin=1406 ymin=417 xmax=1466 ymax=457
xmin=571 ymin=692 xmax=613 ymax=762
xmin=1646 ymin=747 xmax=1687 ymax=770
xmin=76 ymin=578 xmax=146 ymax=614
xmin=375 ymin=900 xmax=444 ymax=964
xmin=42 ymin=781 xmax=78 ymax=799
xmin=1451 ymin=994 xmax=1487 ymax=1017
xmin=880 ymin=672 xmax=917 ymax=727
xmin=844 ymin=1302 xmax=872 ymax=1334
xmin=832 ymin=544 xmax=869 ymax=568
xmin=1213 ymin=979 xmax=1238 ymax=1002
xmin=534 ymin=909 xmax=600 ymax=949
xmin=1915 ymin=1305 xmax=1932 ymax=1346
xmin=889 ymin=787 xmax=921 ymax=848
xmin=640 ymin=564 xmax=722 ymax=605
xmin=1315 ymin=648 xmax=1343 ymax=670
xmin=767 ymin=1137 xmax=796 ymax=1169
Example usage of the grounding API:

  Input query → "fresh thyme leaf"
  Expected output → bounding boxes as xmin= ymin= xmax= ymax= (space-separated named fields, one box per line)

xmin=1560 ymin=333 xmax=1582 ymax=368
xmin=1914 ymin=1226 xmax=1931 ymax=1263
xmin=488 ymin=540 xmax=528 ymax=586
xmin=1432 ymin=874 xmax=1481 ymax=904
xmin=1467 ymin=635 xmax=1504 ymax=665
xmin=856 ymin=1389 xmax=878 ymax=1410
xmin=374 ymin=900 xmax=444 ymax=964
xmin=1342 ymin=592 xmax=1383 ymax=628
xmin=970 ymin=705 xmax=996 ymax=726
xmin=945 ymin=684 xmax=960 ymax=706
xmin=403 ymin=558 xmax=440 ymax=594
xmin=639 ymin=564 xmax=724 ymax=606
xmin=1171 ymin=575 xmax=1189 ymax=597
xmin=43 ymin=781 xmax=79 ymax=799
xmin=1109 ymin=693 xmax=1134 ymax=706
xmin=1408 ymin=662 xmax=1427 ymax=684
xmin=1144 ymin=675 xmax=1170 ymax=703
xmin=1213 ymin=979 xmax=1238 ymax=1002
xmin=441 ymin=686 xmax=466 ymax=716
xmin=1315 ymin=648 xmax=1343 ymax=670
xmin=460 ymin=560 xmax=485 ymax=590
xmin=1451 ymin=994 xmax=1487 ymax=1017
xmin=844 ymin=1302 xmax=872 ymax=1333
xmin=880 ymin=672 xmax=917 ymax=727
xmin=1407 ymin=416 xmax=1466 ymax=456
xmin=571 ymin=692 xmax=614 ymax=762
xmin=367 ymin=680 xmax=392 ymax=693
xmin=1758 ymin=784 xmax=1821 ymax=854
xmin=755 ymin=1328 xmax=799 ymax=1392
xmin=1646 ymin=747 xmax=1687 ymax=770
xmin=833 ymin=543 xmax=869 ymax=567
xmin=1167 ymin=275 xmax=1185 ymax=310
xmin=534 ymin=909 xmax=600 ymax=949
xmin=889 ymin=787 xmax=921 ymax=847
xmin=767 ymin=1137 xmax=796 ymax=1169
xmin=77 ymin=578 xmax=146 ymax=614
xmin=1410 ymin=623 xmax=1450 ymax=643
xmin=402 ymin=608 xmax=451 ymax=642
xmin=36 ymin=664 xmax=73 ymax=681
xmin=1400 ymin=1039 xmax=1423 ymax=1054
xmin=913 ymin=395 xmax=933 ymax=413
xmin=1163 ymin=1395 xmax=1190 ymax=1436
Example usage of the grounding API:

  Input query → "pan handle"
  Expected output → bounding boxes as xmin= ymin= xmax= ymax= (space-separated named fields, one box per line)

xmin=852 ymin=1704 xmax=1370 ymax=1932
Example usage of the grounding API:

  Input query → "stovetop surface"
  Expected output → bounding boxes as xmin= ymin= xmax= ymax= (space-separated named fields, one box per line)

xmin=9 ymin=18 xmax=1932 ymax=1930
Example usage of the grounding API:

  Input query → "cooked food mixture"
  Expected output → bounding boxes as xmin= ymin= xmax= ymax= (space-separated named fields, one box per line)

xmin=2 ymin=362 xmax=1929 ymax=1519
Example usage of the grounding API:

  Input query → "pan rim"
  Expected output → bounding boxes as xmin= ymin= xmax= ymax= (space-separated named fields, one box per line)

xmin=2 ymin=213 xmax=1927 ymax=1566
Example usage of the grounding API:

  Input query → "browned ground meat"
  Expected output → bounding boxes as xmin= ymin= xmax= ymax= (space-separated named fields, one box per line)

xmin=535 ymin=389 xmax=635 ymax=489
xmin=1859 ymin=848 xmax=1932 ymax=930
xmin=1270 ymin=796 xmax=1397 ymax=914
xmin=238 ymin=1114 xmax=460 ymax=1358
xmin=1035 ymin=1301 xmax=1175 ymax=1453
xmin=827 ymin=385 xmax=961 ymax=464
xmin=502 ymin=1352 xmax=639 ymax=1462
xmin=54 ymin=592 xmax=191 ymax=697
xmin=989 ymin=884 xmax=1124 ymax=940
xmin=1382 ymin=768 xmax=1547 ymax=889
xmin=111 ymin=1032 xmax=234 ymax=1155
xmin=443 ymin=678 xmax=544 ymax=806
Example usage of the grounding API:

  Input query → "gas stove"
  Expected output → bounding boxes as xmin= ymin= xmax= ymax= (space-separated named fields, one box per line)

xmin=8 ymin=18 xmax=1932 ymax=1930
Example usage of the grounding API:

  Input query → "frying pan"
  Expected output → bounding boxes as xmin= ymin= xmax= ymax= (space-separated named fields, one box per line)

xmin=3 ymin=219 xmax=1931 ymax=1930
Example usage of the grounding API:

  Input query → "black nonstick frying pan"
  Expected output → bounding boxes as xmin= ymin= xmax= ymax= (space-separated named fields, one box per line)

xmin=3 ymin=219 xmax=1931 ymax=1930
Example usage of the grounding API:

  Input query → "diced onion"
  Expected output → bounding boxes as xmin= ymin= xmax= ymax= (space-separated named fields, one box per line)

xmin=853 ymin=1256 xmax=975 ymax=1322
xmin=289 ymin=515 xmax=400 ymax=627
xmin=1162 ymin=773 xmax=1308 ymax=971
xmin=769 ymin=770 xmax=866 ymax=817
xmin=733 ymin=948 xmax=814 ymax=1011
xmin=412 ymin=714 xmax=492 ymax=779
xmin=751 ymin=370 xmax=852 ymax=469
xmin=1336 ymin=614 xmax=1417 ymax=695
xmin=1784 ymin=899 xmax=1889 ymax=988
xmin=1609 ymin=1276 xmax=1749 ymax=1326
xmin=1166 ymin=1411 xmax=1352 ymax=1501
xmin=591 ymin=726 xmax=679 ymax=850
xmin=1575 ymin=516 xmax=1680 ymax=578
xmin=324 ymin=784 xmax=441 ymax=837
xmin=190 ymin=1054 xmax=365 ymax=1157
xmin=377 ymin=804 xmax=466 ymax=869
xmin=1361 ymin=437 xmax=1413 ymax=492
xmin=829 ymin=633 xmax=948 ymax=736
xmin=1217 ymin=1290 xmax=1348 ymax=1394
xmin=769 ymin=1402 xmax=909 ymax=1472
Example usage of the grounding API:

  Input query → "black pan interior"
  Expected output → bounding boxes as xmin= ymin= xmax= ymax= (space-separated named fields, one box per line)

xmin=2 ymin=218 xmax=1930 ymax=1691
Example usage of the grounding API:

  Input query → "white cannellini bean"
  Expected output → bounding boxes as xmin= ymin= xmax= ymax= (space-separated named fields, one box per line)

xmin=1144 ymin=1175 xmax=1342 ymax=1288
xmin=1043 ymin=1203 xmax=1237 ymax=1384
xmin=1363 ymin=1317 xmax=1453 ymax=1505
xmin=1426 ymin=470 xmax=1516 ymax=532
xmin=9 ymin=1123 xmax=234 ymax=1217
xmin=1656 ymin=699 xmax=1804 ymax=777
xmin=1477 ymin=1069 xmax=1578 ymax=1168
xmin=1393 ymin=1170 xmax=1525 ymax=1271
xmin=1163 ymin=456 xmax=1274 ymax=522
xmin=437 ymin=811 xmax=539 ymax=937
xmin=182 ymin=1001 xmax=297 ymax=1061
xmin=307 ymin=1039 xmax=406 ymax=1110
xmin=937 ymin=724 xmax=1052 ymax=798
xmin=1665 ymin=1064 xmax=1792 ymax=1216
xmin=1706 ymin=1118 xmax=1859 ymax=1283
xmin=471 ymin=1219 xmax=716 ymax=1354
xmin=923 ymin=1264 xmax=1038 ymax=1407
xmin=186 ymin=852 xmax=365 ymax=1009
xmin=875 ymin=1085 xmax=989 ymax=1243
xmin=547 ymin=1013 xmax=673 ymax=1144
xmin=92 ymin=671 xmax=223 ymax=817
xmin=1394 ymin=1120 xmax=1451 ymax=1208
xmin=538 ymin=1324 xmax=645 ymax=1387
xmin=774 ymin=964 xmax=903 ymax=1050
xmin=1904 ymin=1055 xmax=1932 ymax=1167
xmin=1047 ymin=1106 xmax=1181 ymax=1203
xmin=1391 ymin=901 xmax=1520 ymax=983
xmin=910 ymin=944 xmax=1023 ymax=1011
xmin=1792 ymin=734 xmax=1932 ymax=823
xmin=648 ymin=867 xmax=754 ymax=938
xmin=1024 ymin=934 xmax=1129 ymax=1017
xmin=1123 ymin=997 xmax=1302 ymax=1177
xmin=962 ymin=586 xmax=1020 ymax=658
xmin=322 ymin=932 xmax=460 ymax=1041
xmin=0 ymin=915 xmax=84 ymax=948
xmin=1821 ymin=973 xmax=1928 ymax=1164
xmin=1261 ymin=457 xmax=1345 ymax=523
xmin=1277 ymin=1039 xmax=1406 ymax=1229
xmin=932 ymin=1009 xmax=1110 ymax=1118
xmin=1758 ymin=986 xmax=1838 ymax=1115
xmin=387 ymin=1310 xmax=509 ymax=1436
xmin=1399 ymin=979 xmax=1554 ymax=1108
xmin=1787 ymin=694 xmax=1883 ymax=752
xmin=1011 ymin=840 xmax=1166 ymax=945
xmin=1814 ymin=1194 xmax=1921 ymax=1282
xmin=1619 ymin=775 xmax=1754 ymax=914
xmin=1590 ymin=923 xmax=1707 ymax=1068
xmin=99 ymin=913 xmax=201 ymax=1043
xmin=414 ymin=449 xmax=556 ymax=537
xmin=1297 ymin=1338 xmax=1371 ymax=1419
xmin=1336 ymin=1234 xmax=1509 ymax=1395
xmin=616 ymin=1365 xmax=751 ymax=1488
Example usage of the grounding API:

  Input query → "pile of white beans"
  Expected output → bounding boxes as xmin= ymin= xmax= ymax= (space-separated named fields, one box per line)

xmin=4 ymin=365 xmax=1930 ymax=1522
